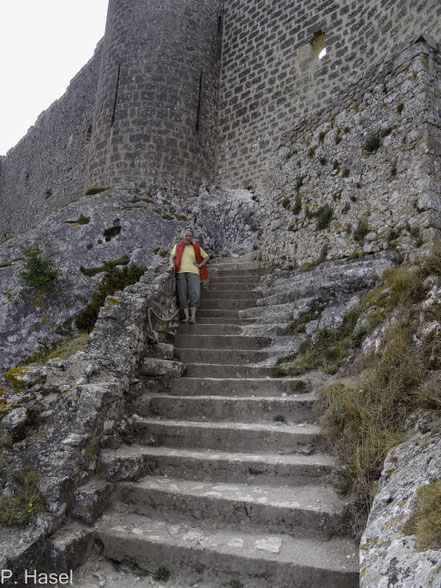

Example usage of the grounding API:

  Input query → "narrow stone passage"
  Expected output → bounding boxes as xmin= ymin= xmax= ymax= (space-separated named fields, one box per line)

xmin=94 ymin=258 xmax=359 ymax=587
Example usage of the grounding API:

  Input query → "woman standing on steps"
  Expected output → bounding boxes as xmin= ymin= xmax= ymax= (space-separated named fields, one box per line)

xmin=169 ymin=227 xmax=209 ymax=324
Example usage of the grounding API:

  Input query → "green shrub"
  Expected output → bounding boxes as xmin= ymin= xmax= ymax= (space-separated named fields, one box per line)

xmin=75 ymin=264 xmax=146 ymax=332
xmin=76 ymin=214 xmax=90 ymax=225
xmin=19 ymin=245 xmax=60 ymax=289
xmin=295 ymin=176 xmax=305 ymax=192
xmin=85 ymin=187 xmax=110 ymax=196
xmin=103 ymin=225 xmax=121 ymax=242
xmin=80 ymin=254 xmax=130 ymax=277
xmin=315 ymin=205 xmax=334 ymax=230
xmin=293 ymin=194 xmax=302 ymax=215
xmin=353 ymin=219 xmax=369 ymax=243
xmin=363 ymin=132 xmax=381 ymax=153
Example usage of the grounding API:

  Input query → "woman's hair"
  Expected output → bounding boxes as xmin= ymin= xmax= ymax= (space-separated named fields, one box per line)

xmin=182 ymin=227 xmax=194 ymax=237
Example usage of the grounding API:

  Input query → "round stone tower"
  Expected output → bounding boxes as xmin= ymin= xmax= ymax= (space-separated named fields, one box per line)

xmin=86 ymin=0 xmax=224 ymax=192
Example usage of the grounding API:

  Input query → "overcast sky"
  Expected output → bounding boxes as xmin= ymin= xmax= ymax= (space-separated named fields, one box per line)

xmin=0 ymin=1 xmax=109 ymax=156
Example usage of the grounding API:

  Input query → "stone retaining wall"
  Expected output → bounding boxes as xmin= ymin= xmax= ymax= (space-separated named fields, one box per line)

xmin=256 ymin=38 xmax=441 ymax=268
xmin=217 ymin=0 xmax=441 ymax=187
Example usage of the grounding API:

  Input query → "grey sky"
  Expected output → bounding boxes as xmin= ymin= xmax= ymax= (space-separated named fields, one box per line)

xmin=0 ymin=0 xmax=109 ymax=155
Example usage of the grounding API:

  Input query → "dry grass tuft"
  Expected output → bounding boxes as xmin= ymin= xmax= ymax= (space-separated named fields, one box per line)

xmin=0 ymin=467 xmax=45 ymax=526
xmin=403 ymin=479 xmax=441 ymax=550
xmin=317 ymin=316 xmax=441 ymax=537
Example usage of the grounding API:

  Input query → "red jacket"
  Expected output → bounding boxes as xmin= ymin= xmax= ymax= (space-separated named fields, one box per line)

xmin=174 ymin=242 xmax=208 ymax=280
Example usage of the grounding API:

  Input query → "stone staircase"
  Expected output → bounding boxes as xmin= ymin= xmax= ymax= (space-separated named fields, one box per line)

xmin=93 ymin=258 xmax=359 ymax=587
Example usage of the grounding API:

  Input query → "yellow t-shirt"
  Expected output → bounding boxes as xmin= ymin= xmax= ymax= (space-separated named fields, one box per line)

xmin=171 ymin=244 xmax=208 ymax=274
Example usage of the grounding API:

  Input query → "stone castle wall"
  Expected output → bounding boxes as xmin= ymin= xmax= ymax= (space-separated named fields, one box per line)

xmin=1 ymin=0 xmax=441 ymax=239
xmin=256 ymin=38 xmax=441 ymax=267
xmin=85 ymin=0 xmax=223 ymax=192
xmin=0 ymin=44 xmax=102 ymax=239
xmin=216 ymin=0 xmax=441 ymax=188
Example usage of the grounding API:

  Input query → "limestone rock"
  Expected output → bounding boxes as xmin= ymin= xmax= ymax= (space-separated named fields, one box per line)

xmin=0 ymin=186 xmax=183 ymax=372
xmin=139 ymin=357 xmax=185 ymax=377
xmin=360 ymin=424 xmax=441 ymax=587
xmin=70 ymin=480 xmax=113 ymax=525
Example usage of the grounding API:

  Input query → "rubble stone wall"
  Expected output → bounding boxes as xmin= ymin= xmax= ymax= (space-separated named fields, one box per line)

xmin=217 ymin=0 xmax=441 ymax=187
xmin=256 ymin=39 xmax=441 ymax=268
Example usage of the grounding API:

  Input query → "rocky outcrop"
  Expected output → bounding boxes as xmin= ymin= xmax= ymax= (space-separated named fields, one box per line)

xmin=360 ymin=420 xmax=441 ymax=587
xmin=0 ymin=259 xmax=180 ymax=586
xmin=0 ymin=186 xmax=186 ymax=372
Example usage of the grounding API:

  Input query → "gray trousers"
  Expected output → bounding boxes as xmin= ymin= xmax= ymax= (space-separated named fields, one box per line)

xmin=176 ymin=272 xmax=201 ymax=308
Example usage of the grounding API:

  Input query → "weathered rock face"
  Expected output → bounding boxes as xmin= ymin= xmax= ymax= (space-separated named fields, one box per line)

xmin=256 ymin=38 xmax=441 ymax=269
xmin=360 ymin=420 xmax=441 ymax=587
xmin=0 ymin=186 xmax=189 ymax=372
xmin=0 ymin=258 xmax=180 ymax=585
xmin=193 ymin=186 xmax=260 ymax=257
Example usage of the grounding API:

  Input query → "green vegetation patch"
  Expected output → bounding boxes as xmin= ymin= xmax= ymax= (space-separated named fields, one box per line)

xmin=2 ymin=366 xmax=32 ymax=394
xmin=80 ymin=254 xmax=130 ymax=277
xmin=75 ymin=264 xmax=146 ymax=332
xmin=66 ymin=214 xmax=91 ymax=225
xmin=291 ymin=265 xmax=427 ymax=376
xmin=295 ymin=176 xmax=305 ymax=192
xmin=403 ymin=480 xmax=441 ymax=550
xmin=307 ymin=205 xmax=333 ymax=230
xmin=19 ymin=245 xmax=60 ymax=289
xmin=363 ymin=132 xmax=381 ymax=153
xmin=85 ymin=187 xmax=110 ymax=196
xmin=129 ymin=196 xmax=154 ymax=204
xmin=316 ymin=205 xmax=334 ymax=230
xmin=353 ymin=218 xmax=369 ymax=243
xmin=422 ymin=241 xmax=441 ymax=276
xmin=23 ymin=333 xmax=89 ymax=366
xmin=292 ymin=194 xmax=302 ymax=215
xmin=0 ymin=468 xmax=45 ymax=526
xmin=317 ymin=316 xmax=441 ymax=537
xmin=103 ymin=225 xmax=121 ymax=242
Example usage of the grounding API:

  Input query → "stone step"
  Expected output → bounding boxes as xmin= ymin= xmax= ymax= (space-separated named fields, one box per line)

xmin=180 ymin=322 xmax=281 ymax=335
xmin=174 ymin=334 xmax=270 ymax=350
xmin=196 ymin=308 xmax=241 ymax=322
xmin=133 ymin=418 xmax=321 ymax=453
xmin=179 ymin=323 xmax=245 ymax=335
xmin=210 ymin=261 xmax=260 ymax=270
xmin=95 ymin=510 xmax=358 ymax=588
xmin=207 ymin=281 xmax=261 ymax=290
xmin=203 ymin=289 xmax=259 ymax=300
xmin=199 ymin=298 xmax=258 ymax=310
xmin=195 ymin=316 xmax=257 ymax=324
xmin=210 ymin=267 xmax=260 ymax=276
xmin=116 ymin=477 xmax=343 ymax=539
xmin=185 ymin=363 xmax=273 ymax=378
xmin=168 ymin=376 xmax=309 ymax=396
xmin=208 ymin=274 xmax=261 ymax=291
xmin=98 ymin=445 xmax=335 ymax=486
xmin=175 ymin=347 xmax=269 ymax=364
xmin=137 ymin=393 xmax=316 ymax=423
